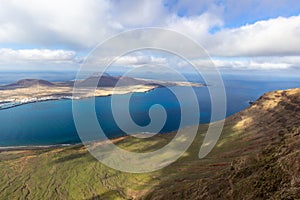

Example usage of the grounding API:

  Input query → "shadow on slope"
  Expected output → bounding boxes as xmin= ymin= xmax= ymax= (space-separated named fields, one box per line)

xmin=143 ymin=88 xmax=300 ymax=200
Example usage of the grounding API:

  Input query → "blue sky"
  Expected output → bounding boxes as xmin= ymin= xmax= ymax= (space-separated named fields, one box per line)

xmin=164 ymin=0 xmax=300 ymax=27
xmin=0 ymin=0 xmax=300 ymax=72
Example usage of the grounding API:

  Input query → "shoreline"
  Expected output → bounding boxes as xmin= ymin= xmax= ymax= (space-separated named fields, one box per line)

xmin=0 ymin=83 xmax=204 ymax=110
xmin=0 ymin=126 xmax=196 ymax=152
xmin=0 ymin=81 xmax=205 ymax=151
xmin=0 ymin=74 xmax=205 ymax=111
xmin=0 ymin=84 xmax=160 ymax=110
xmin=0 ymin=133 xmax=158 ymax=152
xmin=0 ymin=143 xmax=79 ymax=152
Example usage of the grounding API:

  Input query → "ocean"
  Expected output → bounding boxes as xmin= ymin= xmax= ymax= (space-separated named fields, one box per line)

xmin=0 ymin=72 xmax=299 ymax=146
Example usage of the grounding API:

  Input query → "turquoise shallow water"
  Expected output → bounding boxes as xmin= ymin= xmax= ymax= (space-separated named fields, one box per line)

xmin=0 ymin=75 xmax=299 ymax=146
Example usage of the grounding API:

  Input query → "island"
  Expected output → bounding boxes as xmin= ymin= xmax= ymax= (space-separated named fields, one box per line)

xmin=0 ymin=73 xmax=204 ymax=110
xmin=0 ymin=87 xmax=299 ymax=199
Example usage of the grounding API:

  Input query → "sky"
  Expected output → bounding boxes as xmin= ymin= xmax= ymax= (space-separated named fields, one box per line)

xmin=0 ymin=0 xmax=300 ymax=73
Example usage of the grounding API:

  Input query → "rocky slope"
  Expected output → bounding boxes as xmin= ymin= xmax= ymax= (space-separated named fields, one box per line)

xmin=145 ymin=87 xmax=300 ymax=199
xmin=0 ymin=87 xmax=299 ymax=199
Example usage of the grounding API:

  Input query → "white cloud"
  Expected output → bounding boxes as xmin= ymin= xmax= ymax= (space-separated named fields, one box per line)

xmin=110 ymin=0 xmax=167 ymax=27
xmin=207 ymin=15 xmax=300 ymax=57
xmin=0 ymin=0 xmax=222 ymax=49
xmin=177 ymin=56 xmax=300 ymax=70
xmin=198 ymin=54 xmax=300 ymax=70
xmin=212 ymin=59 xmax=293 ymax=70
xmin=98 ymin=54 xmax=300 ymax=70
xmin=0 ymin=1 xmax=299 ymax=71
xmin=1 ymin=49 xmax=299 ymax=71
xmin=114 ymin=55 xmax=167 ymax=66
xmin=0 ymin=48 xmax=79 ymax=63
xmin=0 ymin=0 xmax=169 ymax=48
xmin=0 ymin=0 xmax=117 ymax=47
xmin=88 ymin=54 xmax=168 ymax=67
xmin=1 ymin=1 xmax=299 ymax=58
xmin=166 ymin=12 xmax=223 ymax=41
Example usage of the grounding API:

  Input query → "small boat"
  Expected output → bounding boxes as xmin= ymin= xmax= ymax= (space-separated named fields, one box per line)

xmin=248 ymin=100 xmax=255 ymax=105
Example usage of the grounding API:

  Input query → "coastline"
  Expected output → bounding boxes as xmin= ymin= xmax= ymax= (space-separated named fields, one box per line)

xmin=0 ymin=84 xmax=160 ymax=110
xmin=0 ymin=82 xmax=204 ymax=110
xmin=0 ymin=127 xmax=192 ymax=152
xmin=0 ymin=135 xmax=141 ymax=152
xmin=0 ymin=81 xmax=205 ymax=151
xmin=0 ymin=143 xmax=79 ymax=152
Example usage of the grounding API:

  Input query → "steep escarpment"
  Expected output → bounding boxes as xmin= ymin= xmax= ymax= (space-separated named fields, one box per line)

xmin=0 ymin=88 xmax=299 ymax=199
xmin=145 ymin=88 xmax=300 ymax=200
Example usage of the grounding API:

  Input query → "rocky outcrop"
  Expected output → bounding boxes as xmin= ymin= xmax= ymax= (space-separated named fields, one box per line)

xmin=145 ymin=88 xmax=300 ymax=200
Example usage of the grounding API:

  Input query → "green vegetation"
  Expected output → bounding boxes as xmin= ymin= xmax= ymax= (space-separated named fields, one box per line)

xmin=0 ymin=125 xmax=228 ymax=200
xmin=0 ymin=88 xmax=299 ymax=199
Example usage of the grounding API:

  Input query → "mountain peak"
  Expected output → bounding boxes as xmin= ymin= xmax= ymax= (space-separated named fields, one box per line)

xmin=1 ymin=79 xmax=55 ymax=89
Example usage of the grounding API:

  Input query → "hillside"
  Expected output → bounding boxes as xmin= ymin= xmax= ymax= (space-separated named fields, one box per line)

xmin=146 ymin=87 xmax=300 ymax=199
xmin=1 ymin=79 xmax=55 ymax=90
xmin=0 ymin=88 xmax=299 ymax=199
xmin=78 ymin=74 xmax=153 ymax=87
xmin=0 ymin=74 xmax=152 ymax=90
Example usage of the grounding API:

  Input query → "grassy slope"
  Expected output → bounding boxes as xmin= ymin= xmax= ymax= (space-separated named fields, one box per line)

xmin=0 ymin=88 xmax=299 ymax=199
xmin=145 ymin=88 xmax=300 ymax=199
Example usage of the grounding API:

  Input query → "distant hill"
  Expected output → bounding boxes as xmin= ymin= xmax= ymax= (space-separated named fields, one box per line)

xmin=1 ymin=79 xmax=55 ymax=89
xmin=0 ymin=74 xmax=157 ymax=90
xmin=76 ymin=73 xmax=154 ymax=87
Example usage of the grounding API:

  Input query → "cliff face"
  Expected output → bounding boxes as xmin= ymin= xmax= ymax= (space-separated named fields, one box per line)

xmin=145 ymin=88 xmax=300 ymax=200
xmin=0 ymin=87 xmax=299 ymax=200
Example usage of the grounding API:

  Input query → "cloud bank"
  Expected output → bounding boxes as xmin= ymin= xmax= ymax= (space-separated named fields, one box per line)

xmin=0 ymin=0 xmax=299 ymax=70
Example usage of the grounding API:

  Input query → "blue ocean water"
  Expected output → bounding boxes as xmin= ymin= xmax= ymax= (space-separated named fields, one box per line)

xmin=0 ymin=73 xmax=299 ymax=146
